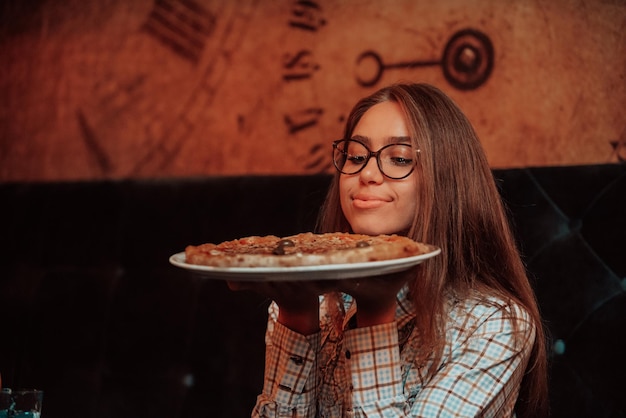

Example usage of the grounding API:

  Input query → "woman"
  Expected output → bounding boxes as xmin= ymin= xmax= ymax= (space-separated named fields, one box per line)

xmin=242 ymin=83 xmax=548 ymax=417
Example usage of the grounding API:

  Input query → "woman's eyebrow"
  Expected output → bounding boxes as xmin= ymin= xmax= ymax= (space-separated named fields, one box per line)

xmin=350 ymin=134 xmax=370 ymax=144
xmin=387 ymin=136 xmax=411 ymax=144
xmin=350 ymin=135 xmax=411 ymax=145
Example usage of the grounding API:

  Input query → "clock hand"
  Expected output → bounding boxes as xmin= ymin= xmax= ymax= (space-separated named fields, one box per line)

xmin=355 ymin=28 xmax=494 ymax=91
xmin=356 ymin=50 xmax=440 ymax=87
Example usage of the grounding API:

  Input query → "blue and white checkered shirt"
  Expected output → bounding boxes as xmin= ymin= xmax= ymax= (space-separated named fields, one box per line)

xmin=253 ymin=286 xmax=535 ymax=417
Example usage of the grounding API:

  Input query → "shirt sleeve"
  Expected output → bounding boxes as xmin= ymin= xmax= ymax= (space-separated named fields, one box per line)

xmin=409 ymin=303 xmax=535 ymax=418
xmin=253 ymin=307 xmax=321 ymax=418
xmin=344 ymin=303 xmax=535 ymax=418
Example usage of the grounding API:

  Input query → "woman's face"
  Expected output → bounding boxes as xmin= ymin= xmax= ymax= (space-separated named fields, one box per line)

xmin=339 ymin=101 xmax=419 ymax=235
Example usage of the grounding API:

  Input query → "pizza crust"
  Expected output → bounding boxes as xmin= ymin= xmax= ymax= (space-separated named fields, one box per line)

xmin=185 ymin=232 xmax=431 ymax=268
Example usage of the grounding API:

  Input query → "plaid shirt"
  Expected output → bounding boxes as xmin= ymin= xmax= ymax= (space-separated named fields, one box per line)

xmin=253 ymin=286 xmax=535 ymax=417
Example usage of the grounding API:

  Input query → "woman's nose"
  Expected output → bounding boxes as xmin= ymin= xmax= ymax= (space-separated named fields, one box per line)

xmin=359 ymin=156 xmax=384 ymax=183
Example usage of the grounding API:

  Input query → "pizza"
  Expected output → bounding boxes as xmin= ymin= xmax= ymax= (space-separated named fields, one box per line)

xmin=184 ymin=232 xmax=431 ymax=268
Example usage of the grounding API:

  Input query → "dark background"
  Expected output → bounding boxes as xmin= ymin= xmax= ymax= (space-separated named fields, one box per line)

xmin=1 ymin=164 xmax=625 ymax=417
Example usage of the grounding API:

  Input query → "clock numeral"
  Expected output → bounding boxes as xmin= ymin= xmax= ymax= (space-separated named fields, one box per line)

xmin=283 ymin=50 xmax=320 ymax=81
xmin=304 ymin=143 xmax=333 ymax=172
xmin=284 ymin=107 xmax=324 ymax=134
xmin=143 ymin=0 xmax=216 ymax=63
xmin=610 ymin=139 xmax=626 ymax=163
xmin=288 ymin=0 xmax=326 ymax=32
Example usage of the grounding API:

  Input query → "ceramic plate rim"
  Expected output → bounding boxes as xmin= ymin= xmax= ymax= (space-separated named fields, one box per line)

xmin=169 ymin=245 xmax=441 ymax=281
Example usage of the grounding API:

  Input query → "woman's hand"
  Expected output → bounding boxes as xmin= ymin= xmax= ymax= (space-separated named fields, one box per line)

xmin=227 ymin=280 xmax=333 ymax=335
xmin=227 ymin=265 xmax=418 ymax=332
xmin=336 ymin=266 xmax=418 ymax=328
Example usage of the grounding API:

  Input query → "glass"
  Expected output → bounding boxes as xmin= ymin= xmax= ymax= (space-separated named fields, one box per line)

xmin=332 ymin=139 xmax=417 ymax=179
xmin=0 ymin=389 xmax=43 ymax=418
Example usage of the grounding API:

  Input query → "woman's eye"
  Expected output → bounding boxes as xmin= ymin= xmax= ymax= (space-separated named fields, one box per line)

xmin=391 ymin=157 xmax=413 ymax=166
xmin=347 ymin=155 xmax=367 ymax=164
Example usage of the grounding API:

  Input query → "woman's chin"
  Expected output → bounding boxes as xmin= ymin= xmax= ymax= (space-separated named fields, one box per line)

xmin=350 ymin=224 xmax=402 ymax=236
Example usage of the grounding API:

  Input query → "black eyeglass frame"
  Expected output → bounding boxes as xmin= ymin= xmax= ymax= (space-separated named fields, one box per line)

xmin=332 ymin=139 xmax=418 ymax=180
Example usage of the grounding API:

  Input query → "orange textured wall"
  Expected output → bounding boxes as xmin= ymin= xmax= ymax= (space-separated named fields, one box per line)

xmin=1 ymin=0 xmax=625 ymax=182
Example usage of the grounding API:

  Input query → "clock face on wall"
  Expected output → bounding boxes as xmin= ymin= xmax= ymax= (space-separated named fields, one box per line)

xmin=78 ymin=0 xmax=495 ymax=178
xmin=1 ymin=0 xmax=624 ymax=181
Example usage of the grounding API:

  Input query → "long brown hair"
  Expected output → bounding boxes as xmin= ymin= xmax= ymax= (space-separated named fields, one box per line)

xmin=317 ymin=83 xmax=548 ymax=417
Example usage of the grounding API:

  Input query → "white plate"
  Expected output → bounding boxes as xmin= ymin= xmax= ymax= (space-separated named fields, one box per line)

xmin=169 ymin=246 xmax=441 ymax=282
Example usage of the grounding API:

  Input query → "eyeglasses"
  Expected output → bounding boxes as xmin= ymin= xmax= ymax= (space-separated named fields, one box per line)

xmin=332 ymin=139 xmax=417 ymax=180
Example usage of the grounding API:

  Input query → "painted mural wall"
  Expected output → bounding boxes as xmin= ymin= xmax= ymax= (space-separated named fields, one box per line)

xmin=1 ymin=0 xmax=625 ymax=182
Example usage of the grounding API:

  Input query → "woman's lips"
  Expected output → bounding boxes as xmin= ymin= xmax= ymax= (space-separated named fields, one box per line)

xmin=352 ymin=195 xmax=390 ymax=209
